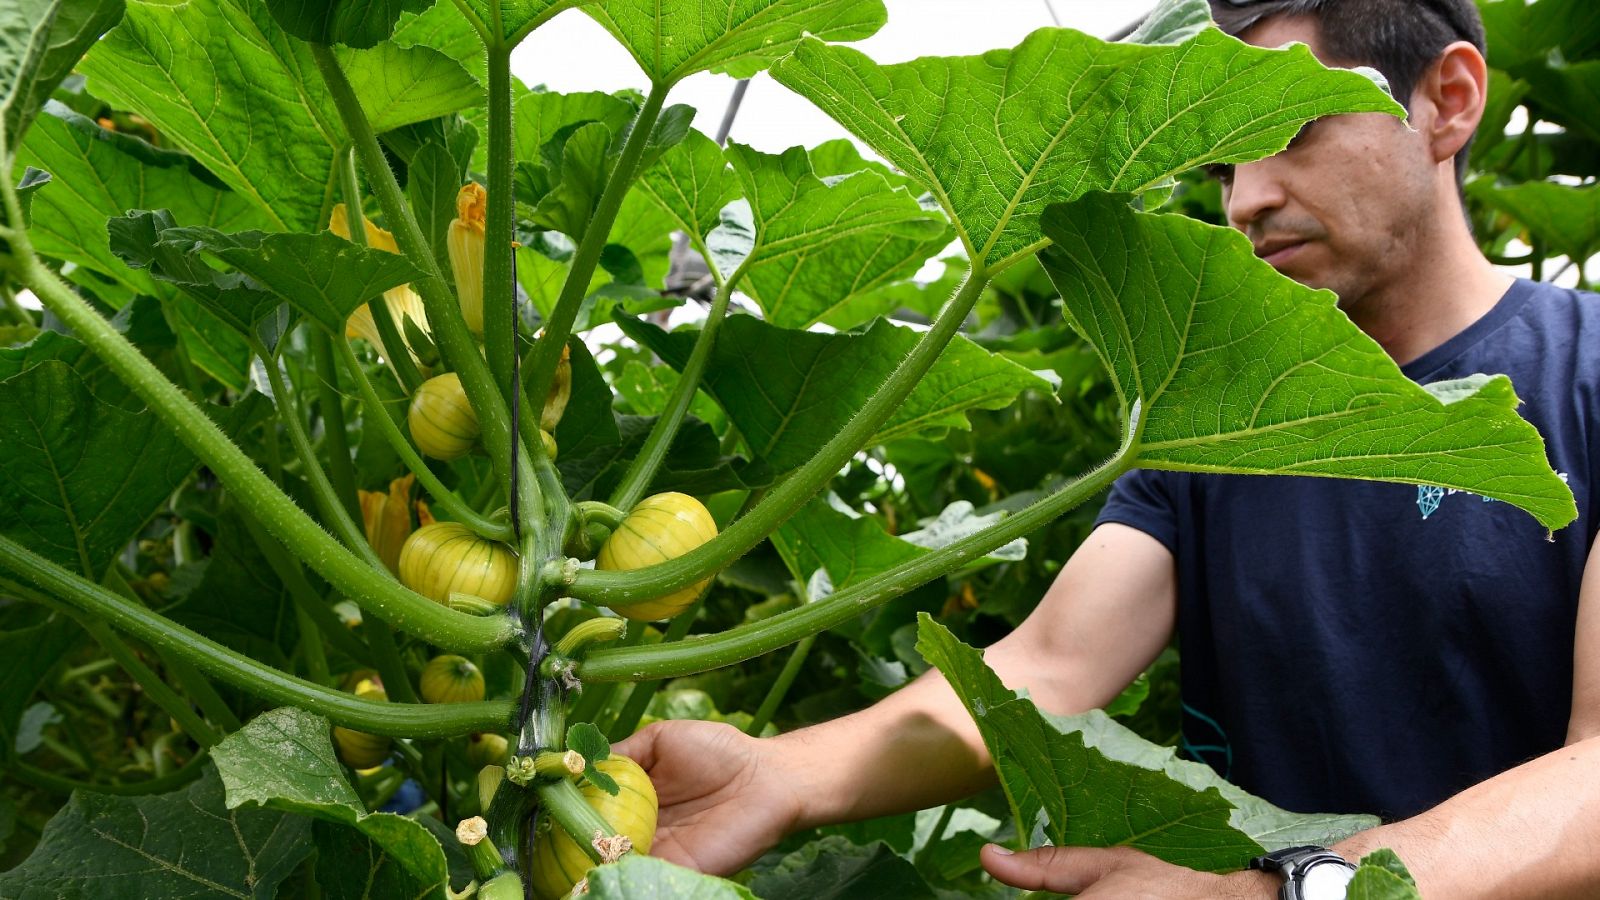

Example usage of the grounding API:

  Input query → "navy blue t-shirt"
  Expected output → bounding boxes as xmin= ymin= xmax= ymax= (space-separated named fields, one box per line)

xmin=1095 ymin=278 xmax=1600 ymax=820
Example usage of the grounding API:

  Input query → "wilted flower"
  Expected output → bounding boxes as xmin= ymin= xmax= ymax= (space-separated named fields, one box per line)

xmin=449 ymin=183 xmax=488 ymax=334
xmin=359 ymin=473 xmax=418 ymax=574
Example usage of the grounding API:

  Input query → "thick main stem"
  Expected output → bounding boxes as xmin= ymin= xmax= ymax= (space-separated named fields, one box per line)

xmin=578 ymin=448 xmax=1131 ymax=681
xmin=567 ymin=267 xmax=992 ymax=607
xmin=522 ymin=84 xmax=667 ymax=411
xmin=482 ymin=47 xmax=517 ymax=410
xmin=608 ymin=265 xmax=738 ymax=511
xmin=7 ymin=246 xmax=513 ymax=653
xmin=0 ymin=535 xmax=513 ymax=738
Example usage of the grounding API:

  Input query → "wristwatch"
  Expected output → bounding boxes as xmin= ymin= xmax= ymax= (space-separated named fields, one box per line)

xmin=1248 ymin=845 xmax=1359 ymax=899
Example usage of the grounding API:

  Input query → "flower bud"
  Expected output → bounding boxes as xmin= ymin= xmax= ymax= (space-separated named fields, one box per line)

xmin=358 ymin=474 xmax=416 ymax=575
xmin=449 ymin=183 xmax=488 ymax=335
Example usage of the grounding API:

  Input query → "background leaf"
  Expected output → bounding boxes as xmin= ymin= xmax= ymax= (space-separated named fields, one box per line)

xmin=337 ymin=41 xmax=481 ymax=134
xmin=0 ymin=0 xmax=124 ymax=147
xmin=263 ymin=0 xmax=428 ymax=49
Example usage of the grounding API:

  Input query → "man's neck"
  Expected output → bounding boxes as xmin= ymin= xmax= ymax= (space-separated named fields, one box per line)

xmin=1340 ymin=221 xmax=1514 ymax=368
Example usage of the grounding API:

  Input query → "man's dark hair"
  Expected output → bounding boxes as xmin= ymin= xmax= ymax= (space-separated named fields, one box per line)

xmin=1207 ymin=0 xmax=1487 ymax=187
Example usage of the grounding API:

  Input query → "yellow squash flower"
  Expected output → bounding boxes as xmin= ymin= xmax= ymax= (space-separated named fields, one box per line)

xmin=329 ymin=204 xmax=431 ymax=372
xmin=449 ymin=182 xmax=487 ymax=335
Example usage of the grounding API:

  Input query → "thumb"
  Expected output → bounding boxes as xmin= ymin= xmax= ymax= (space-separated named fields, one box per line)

xmin=981 ymin=843 xmax=1136 ymax=894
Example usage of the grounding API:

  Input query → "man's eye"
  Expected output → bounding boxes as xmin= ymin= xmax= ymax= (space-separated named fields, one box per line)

xmin=1203 ymin=162 xmax=1234 ymax=185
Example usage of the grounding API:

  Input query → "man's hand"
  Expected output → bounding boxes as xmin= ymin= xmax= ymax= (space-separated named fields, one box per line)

xmin=980 ymin=844 xmax=1277 ymax=898
xmin=614 ymin=720 xmax=808 ymax=876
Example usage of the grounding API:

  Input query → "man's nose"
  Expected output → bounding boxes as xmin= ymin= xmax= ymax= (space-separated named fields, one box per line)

xmin=1224 ymin=160 xmax=1288 ymax=232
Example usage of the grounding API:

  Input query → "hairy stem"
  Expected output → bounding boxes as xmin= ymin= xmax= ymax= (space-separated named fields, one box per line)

xmin=566 ymin=267 xmax=991 ymax=608
xmin=6 ymin=242 xmax=513 ymax=653
xmin=608 ymin=264 xmax=738 ymax=511
xmin=483 ymin=47 xmax=517 ymax=410
xmin=579 ymin=447 xmax=1130 ymax=681
xmin=0 ymin=535 xmax=512 ymax=737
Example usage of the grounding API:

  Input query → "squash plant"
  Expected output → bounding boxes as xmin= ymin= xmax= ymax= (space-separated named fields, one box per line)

xmin=0 ymin=0 xmax=1579 ymax=896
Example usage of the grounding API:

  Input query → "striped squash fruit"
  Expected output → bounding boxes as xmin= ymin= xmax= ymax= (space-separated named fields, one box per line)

xmin=595 ymin=493 xmax=717 ymax=621
xmin=409 ymin=373 xmax=479 ymax=461
xmin=528 ymin=755 xmax=656 ymax=899
xmin=420 ymin=655 xmax=485 ymax=704
xmin=398 ymin=522 xmax=517 ymax=607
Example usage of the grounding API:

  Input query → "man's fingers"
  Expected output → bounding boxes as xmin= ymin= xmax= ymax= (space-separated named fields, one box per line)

xmin=981 ymin=843 xmax=1139 ymax=893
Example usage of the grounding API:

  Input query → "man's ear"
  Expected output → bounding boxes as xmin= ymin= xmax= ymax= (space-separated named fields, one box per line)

xmin=1414 ymin=40 xmax=1489 ymax=164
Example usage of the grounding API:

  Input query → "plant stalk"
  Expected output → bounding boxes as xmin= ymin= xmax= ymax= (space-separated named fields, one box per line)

xmin=0 ymin=534 xmax=512 ymax=738
xmin=579 ymin=447 xmax=1130 ymax=681
xmin=522 ymin=84 xmax=667 ymax=413
xmin=483 ymin=46 xmax=517 ymax=410
xmin=608 ymin=263 xmax=739 ymax=511
xmin=536 ymin=777 xmax=618 ymax=864
xmin=566 ymin=267 xmax=992 ymax=608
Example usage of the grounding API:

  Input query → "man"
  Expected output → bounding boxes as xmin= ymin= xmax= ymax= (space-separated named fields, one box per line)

xmin=618 ymin=1 xmax=1600 ymax=896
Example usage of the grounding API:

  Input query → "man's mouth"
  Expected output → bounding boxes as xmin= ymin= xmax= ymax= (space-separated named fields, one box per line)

xmin=1254 ymin=239 xmax=1307 ymax=268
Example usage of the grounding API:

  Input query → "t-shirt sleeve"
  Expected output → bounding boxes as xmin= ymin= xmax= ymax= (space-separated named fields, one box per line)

xmin=1094 ymin=468 xmax=1180 ymax=555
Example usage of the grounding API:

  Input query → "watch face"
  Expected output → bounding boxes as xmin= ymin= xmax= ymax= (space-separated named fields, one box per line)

xmin=1300 ymin=860 xmax=1357 ymax=900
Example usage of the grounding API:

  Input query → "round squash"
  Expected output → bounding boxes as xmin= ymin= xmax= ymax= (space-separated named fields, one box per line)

xmin=596 ymin=493 xmax=717 ymax=621
xmin=409 ymin=373 xmax=480 ymax=461
xmin=399 ymin=522 xmax=517 ymax=607
xmin=420 ymin=655 xmax=485 ymax=704
xmin=332 ymin=685 xmax=392 ymax=769
xmin=528 ymin=755 xmax=657 ymax=899
xmin=466 ymin=732 xmax=510 ymax=769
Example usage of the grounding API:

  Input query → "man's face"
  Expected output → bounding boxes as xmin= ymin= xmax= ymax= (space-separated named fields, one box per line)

xmin=1216 ymin=15 xmax=1440 ymax=305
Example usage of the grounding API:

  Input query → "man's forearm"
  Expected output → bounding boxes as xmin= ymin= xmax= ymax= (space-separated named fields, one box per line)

xmin=1334 ymin=735 xmax=1600 ymax=899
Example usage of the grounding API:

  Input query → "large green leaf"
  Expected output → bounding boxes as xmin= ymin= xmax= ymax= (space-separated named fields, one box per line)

xmin=1470 ymin=179 xmax=1600 ymax=263
xmin=457 ymin=0 xmax=586 ymax=48
xmin=769 ymin=21 xmax=1403 ymax=271
xmin=1347 ymin=849 xmax=1423 ymax=900
xmin=771 ymin=496 xmax=925 ymax=596
xmin=213 ymin=706 xmax=452 ymax=894
xmin=1479 ymin=0 xmax=1600 ymax=73
xmin=338 ymin=41 xmax=481 ymax=134
xmin=1039 ymin=193 xmax=1577 ymax=530
xmin=392 ymin=0 xmax=487 ymax=83
xmin=636 ymin=128 xmax=739 ymax=242
xmin=0 ymin=0 xmax=124 ymax=147
xmin=916 ymin=617 xmax=1375 ymax=872
xmin=0 ymin=361 xmax=199 ymax=577
xmin=717 ymin=143 xmax=949 ymax=329
xmin=264 ymin=0 xmax=428 ymax=49
xmin=584 ymin=854 xmax=756 ymax=899
xmin=585 ymin=0 xmax=885 ymax=85
xmin=0 ymin=767 xmax=309 ymax=898
xmin=618 ymin=314 xmax=1051 ymax=478
xmin=1521 ymin=60 xmax=1600 ymax=145
xmin=153 ymin=224 xmax=427 ymax=334
xmin=78 ymin=0 xmax=346 ymax=232
xmin=108 ymin=209 xmax=286 ymax=341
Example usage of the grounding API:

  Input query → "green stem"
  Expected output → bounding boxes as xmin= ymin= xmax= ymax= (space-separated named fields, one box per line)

xmin=10 ymin=752 xmax=208 ymax=797
xmin=0 ymin=535 xmax=511 ymax=738
xmin=6 ymin=254 xmax=512 ymax=651
xmin=580 ymin=447 xmax=1130 ymax=682
xmin=313 ymin=44 xmax=536 ymax=533
xmin=566 ymin=267 xmax=991 ymax=608
xmin=334 ymin=337 xmax=512 ymax=541
xmin=257 ymin=337 xmax=385 ymax=571
xmin=609 ymin=264 xmax=738 ymax=511
xmin=745 ymin=633 xmax=814 ymax=735
xmin=296 ymin=604 xmax=333 ymax=684
xmin=81 ymin=619 xmax=221 ymax=747
xmin=340 ymin=146 xmax=424 ymax=394
xmin=523 ymin=84 xmax=667 ymax=412
xmin=536 ymin=777 xmax=617 ymax=864
xmin=309 ymin=328 xmax=361 ymax=522
xmin=483 ymin=46 xmax=517 ymax=410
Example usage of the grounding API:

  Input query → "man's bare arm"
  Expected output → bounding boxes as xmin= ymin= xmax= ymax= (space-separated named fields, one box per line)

xmin=777 ymin=522 xmax=1178 ymax=829
xmin=1331 ymin=534 xmax=1600 ymax=899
